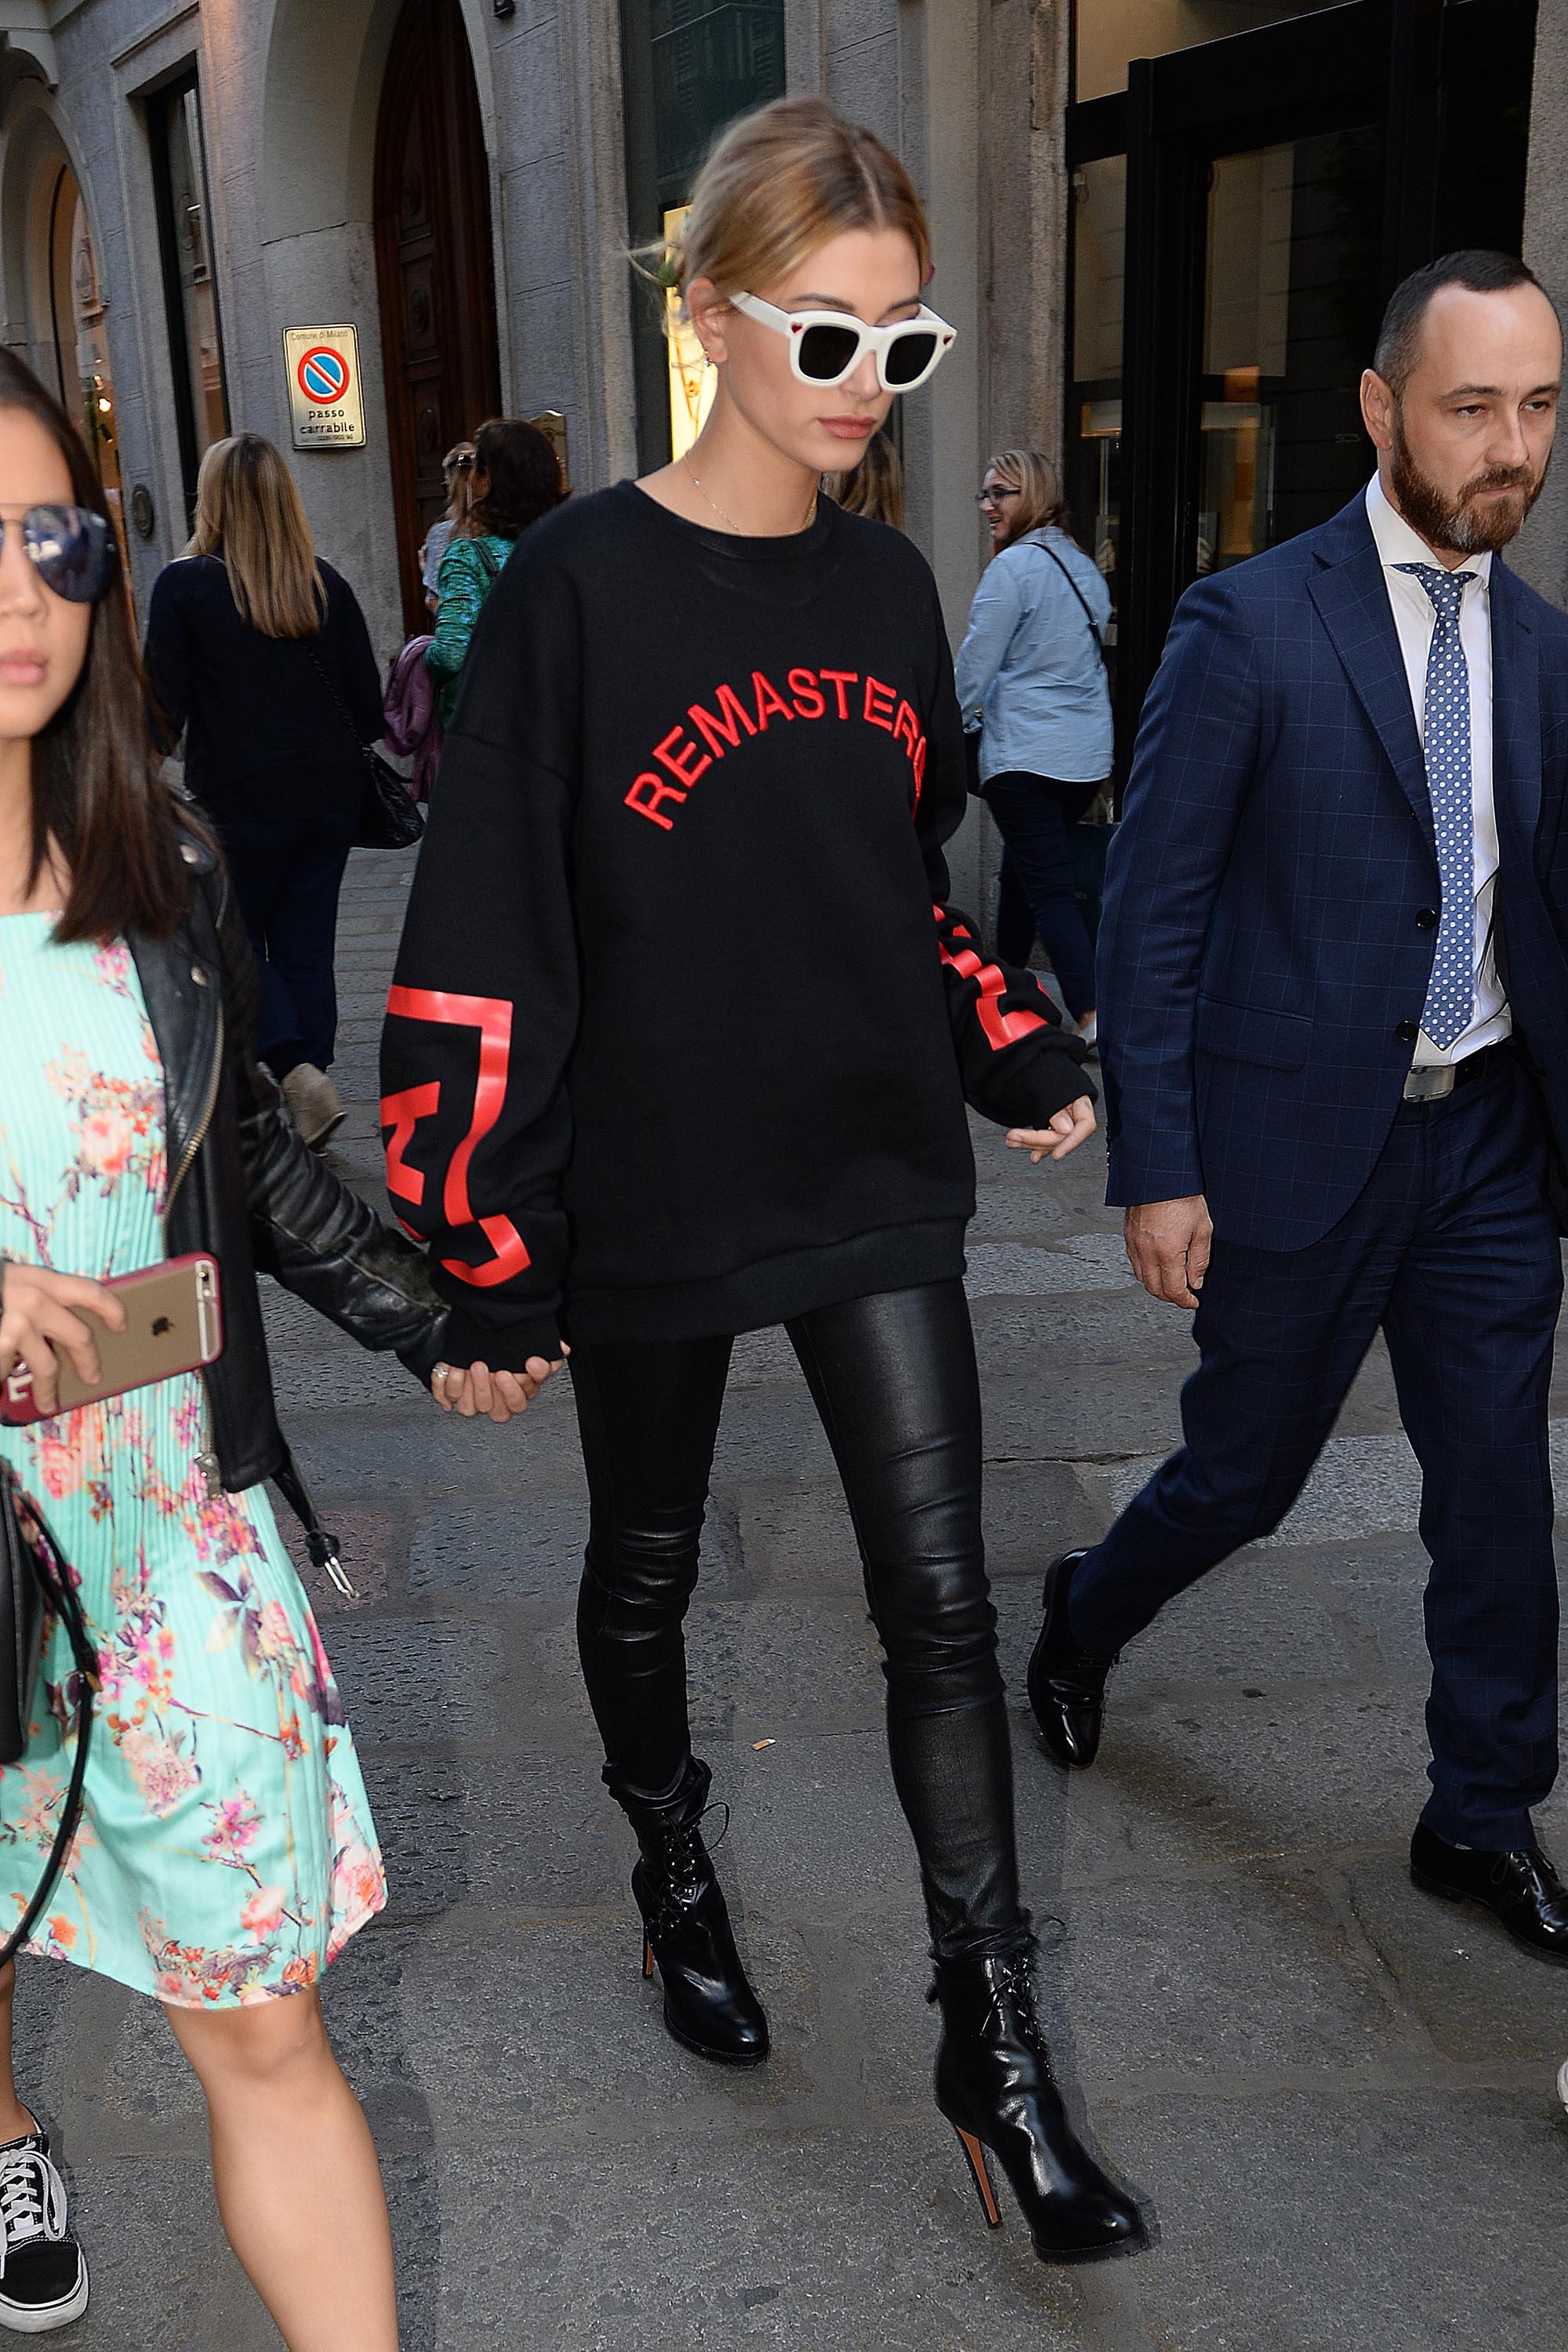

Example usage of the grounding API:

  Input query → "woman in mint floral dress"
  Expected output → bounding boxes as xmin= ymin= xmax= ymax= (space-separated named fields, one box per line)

xmin=0 ymin=928 xmax=384 ymax=2009
xmin=0 ymin=355 xmax=564 ymax=2344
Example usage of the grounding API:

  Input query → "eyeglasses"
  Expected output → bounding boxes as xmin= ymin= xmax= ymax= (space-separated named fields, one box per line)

xmin=730 ymin=292 xmax=956 ymax=392
xmin=976 ymin=485 xmax=1022 ymax=508
xmin=0 ymin=504 xmax=118 ymax=603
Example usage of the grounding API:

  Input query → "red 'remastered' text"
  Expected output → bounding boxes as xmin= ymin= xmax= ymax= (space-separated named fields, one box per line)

xmin=624 ymin=665 xmax=928 ymax=831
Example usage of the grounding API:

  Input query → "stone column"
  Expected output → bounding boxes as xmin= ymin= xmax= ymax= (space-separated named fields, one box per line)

xmin=1512 ymin=0 xmax=1568 ymax=606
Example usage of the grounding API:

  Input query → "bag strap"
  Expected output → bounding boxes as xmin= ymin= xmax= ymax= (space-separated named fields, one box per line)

xmin=271 ymin=1443 xmax=359 ymax=1601
xmin=0 ymin=1475 xmax=98 ymax=1972
xmin=302 ymin=638 xmax=371 ymax=757
xmin=1033 ymin=539 xmax=1109 ymax=670
xmin=474 ymin=537 xmax=502 ymax=586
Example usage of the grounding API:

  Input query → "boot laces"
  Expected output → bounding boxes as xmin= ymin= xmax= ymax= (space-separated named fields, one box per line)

xmin=927 ymin=1947 xmax=1055 ymax=2067
xmin=0 ymin=2143 xmax=65 ymax=2275
xmin=645 ymin=1802 xmax=731 ymax=1936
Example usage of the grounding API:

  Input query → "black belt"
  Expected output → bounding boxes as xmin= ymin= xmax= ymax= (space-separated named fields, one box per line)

xmin=1402 ymin=1039 xmax=1512 ymax=1101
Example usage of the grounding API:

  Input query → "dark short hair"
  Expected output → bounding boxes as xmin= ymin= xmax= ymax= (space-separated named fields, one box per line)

xmin=1374 ymin=250 xmax=1556 ymax=393
xmin=467 ymin=417 xmax=568 ymax=540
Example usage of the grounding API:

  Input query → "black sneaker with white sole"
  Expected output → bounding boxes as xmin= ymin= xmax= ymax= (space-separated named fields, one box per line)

xmin=0 ymin=2118 xmax=87 ymax=2334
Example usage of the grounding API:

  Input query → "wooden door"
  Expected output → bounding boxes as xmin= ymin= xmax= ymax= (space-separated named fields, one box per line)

xmin=375 ymin=0 xmax=502 ymax=634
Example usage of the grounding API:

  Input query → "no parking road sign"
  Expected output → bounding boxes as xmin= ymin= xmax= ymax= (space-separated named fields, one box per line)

xmin=283 ymin=326 xmax=365 ymax=449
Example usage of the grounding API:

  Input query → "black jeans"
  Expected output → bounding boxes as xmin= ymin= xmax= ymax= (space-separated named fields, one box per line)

xmin=985 ymin=770 xmax=1101 ymax=1019
xmin=572 ymin=1279 xmax=1029 ymax=1962
xmin=217 ymin=811 xmax=358 ymax=1078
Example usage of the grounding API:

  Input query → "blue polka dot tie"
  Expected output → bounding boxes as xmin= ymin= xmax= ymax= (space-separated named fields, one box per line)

xmin=1396 ymin=561 xmax=1476 ymax=1051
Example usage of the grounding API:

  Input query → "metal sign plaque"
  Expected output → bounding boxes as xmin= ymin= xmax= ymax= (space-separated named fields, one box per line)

xmin=282 ymin=326 xmax=365 ymax=449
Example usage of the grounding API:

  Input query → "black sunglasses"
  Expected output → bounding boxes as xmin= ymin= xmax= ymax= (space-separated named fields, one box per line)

xmin=0 ymin=505 xmax=118 ymax=603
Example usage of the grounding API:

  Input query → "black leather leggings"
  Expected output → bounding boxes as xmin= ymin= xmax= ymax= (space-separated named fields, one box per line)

xmin=572 ymin=1279 xmax=1028 ymax=1962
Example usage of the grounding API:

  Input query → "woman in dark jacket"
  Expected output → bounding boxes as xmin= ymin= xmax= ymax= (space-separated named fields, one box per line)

xmin=0 ymin=354 xmax=558 ymax=2343
xmin=143 ymin=434 xmax=384 ymax=1153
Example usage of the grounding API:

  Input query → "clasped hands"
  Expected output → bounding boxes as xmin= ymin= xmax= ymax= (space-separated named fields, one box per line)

xmin=427 ymin=1091 xmax=1103 ymax=1424
xmin=430 ymin=1351 xmax=568 ymax=1423
xmin=1005 ymin=1094 xmax=1098 ymax=1164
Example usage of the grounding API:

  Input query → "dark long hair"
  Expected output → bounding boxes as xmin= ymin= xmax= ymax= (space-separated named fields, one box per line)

xmin=0 ymin=351 xmax=190 ymax=941
xmin=464 ymin=417 xmax=568 ymax=541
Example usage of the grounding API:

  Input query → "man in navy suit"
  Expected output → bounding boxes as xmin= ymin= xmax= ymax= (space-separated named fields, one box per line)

xmin=1029 ymin=251 xmax=1568 ymax=1962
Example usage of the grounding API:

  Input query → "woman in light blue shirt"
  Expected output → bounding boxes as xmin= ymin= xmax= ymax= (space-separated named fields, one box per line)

xmin=955 ymin=450 xmax=1112 ymax=1043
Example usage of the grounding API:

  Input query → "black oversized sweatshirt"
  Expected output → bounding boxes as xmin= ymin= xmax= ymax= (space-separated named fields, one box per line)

xmin=380 ymin=485 xmax=1092 ymax=1364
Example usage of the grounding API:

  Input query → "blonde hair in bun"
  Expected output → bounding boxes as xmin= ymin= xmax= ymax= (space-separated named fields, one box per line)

xmin=648 ymin=96 xmax=931 ymax=319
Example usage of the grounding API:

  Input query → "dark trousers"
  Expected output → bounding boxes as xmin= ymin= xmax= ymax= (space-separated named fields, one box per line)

xmin=217 ymin=811 xmax=357 ymax=1077
xmin=985 ymin=770 xmax=1100 ymax=1018
xmin=1071 ymin=1048 xmax=1563 ymax=1848
xmin=571 ymin=1280 xmax=1029 ymax=1962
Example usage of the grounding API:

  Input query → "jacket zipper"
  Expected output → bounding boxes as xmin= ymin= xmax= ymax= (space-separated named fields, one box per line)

xmin=164 ymin=997 xmax=224 ymax=1499
xmin=163 ymin=997 xmax=223 ymax=1230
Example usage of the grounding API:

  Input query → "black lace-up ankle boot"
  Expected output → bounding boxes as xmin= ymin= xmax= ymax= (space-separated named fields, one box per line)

xmin=626 ymin=1761 xmax=769 ymax=2067
xmin=932 ymin=1948 xmax=1143 ymax=2263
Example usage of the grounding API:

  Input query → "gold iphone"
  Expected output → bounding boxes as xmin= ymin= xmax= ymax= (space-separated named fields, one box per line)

xmin=0 ymin=1254 xmax=224 ymax=1425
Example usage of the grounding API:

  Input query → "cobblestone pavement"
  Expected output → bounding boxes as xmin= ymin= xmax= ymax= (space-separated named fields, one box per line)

xmin=27 ymin=847 xmax=1568 ymax=2348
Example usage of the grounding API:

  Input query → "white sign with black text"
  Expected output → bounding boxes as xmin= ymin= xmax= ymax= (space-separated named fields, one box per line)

xmin=283 ymin=327 xmax=365 ymax=450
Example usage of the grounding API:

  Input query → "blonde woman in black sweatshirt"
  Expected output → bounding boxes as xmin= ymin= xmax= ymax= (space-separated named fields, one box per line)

xmin=382 ymin=98 xmax=1142 ymax=2266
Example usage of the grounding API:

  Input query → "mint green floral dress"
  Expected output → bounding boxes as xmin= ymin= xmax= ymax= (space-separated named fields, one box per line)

xmin=0 ymin=916 xmax=386 ymax=2005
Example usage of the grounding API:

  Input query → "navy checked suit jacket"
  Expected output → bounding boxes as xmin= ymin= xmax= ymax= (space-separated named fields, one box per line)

xmin=1098 ymin=492 xmax=1568 ymax=1250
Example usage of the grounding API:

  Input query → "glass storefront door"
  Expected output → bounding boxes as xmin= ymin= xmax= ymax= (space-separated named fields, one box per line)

xmin=1198 ymin=125 xmax=1381 ymax=576
xmin=148 ymin=74 xmax=230 ymax=528
xmin=1067 ymin=0 xmax=1537 ymax=779
xmin=621 ymin=0 xmax=786 ymax=468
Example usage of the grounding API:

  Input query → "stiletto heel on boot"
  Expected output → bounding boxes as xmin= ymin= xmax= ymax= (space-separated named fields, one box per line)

xmin=953 ymin=2126 xmax=1004 ymax=2227
xmin=627 ymin=1767 xmax=768 ymax=2067
xmin=933 ymin=1951 xmax=1143 ymax=2263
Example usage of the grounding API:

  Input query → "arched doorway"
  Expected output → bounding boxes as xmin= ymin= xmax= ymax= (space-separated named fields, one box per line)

xmin=374 ymin=0 xmax=500 ymax=633
xmin=33 ymin=158 xmax=128 ymax=575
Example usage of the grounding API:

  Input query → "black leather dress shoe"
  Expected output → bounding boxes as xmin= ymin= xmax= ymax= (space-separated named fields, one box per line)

xmin=1410 ymin=1824 xmax=1568 ymax=1964
xmin=1026 ymin=1552 xmax=1116 ymax=1770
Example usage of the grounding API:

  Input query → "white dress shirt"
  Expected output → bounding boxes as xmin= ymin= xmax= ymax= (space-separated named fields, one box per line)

xmin=1365 ymin=474 xmax=1509 ymax=1066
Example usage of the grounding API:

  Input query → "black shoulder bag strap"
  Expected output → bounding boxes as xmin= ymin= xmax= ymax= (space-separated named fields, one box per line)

xmin=0 ymin=1472 xmax=99 ymax=1969
xmin=303 ymin=637 xmax=370 ymax=755
xmin=272 ymin=1446 xmax=358 ymax=1602
xmin=1036 ymin=540 xmax=1109 ymax=671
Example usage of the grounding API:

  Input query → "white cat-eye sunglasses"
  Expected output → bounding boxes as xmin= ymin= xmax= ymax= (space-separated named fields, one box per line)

xmin=728 ymin=292 xmax=957 ymax=392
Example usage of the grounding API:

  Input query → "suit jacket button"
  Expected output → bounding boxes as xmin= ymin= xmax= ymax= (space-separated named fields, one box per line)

xmin=1396 ymin=1019 xmax=1419 ymax=1042
xmin=1416 ymin=907 xmax=1437 ymax=929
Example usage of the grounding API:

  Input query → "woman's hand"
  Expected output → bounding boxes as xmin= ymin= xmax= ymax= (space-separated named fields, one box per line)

xmin=0 ymin=1263 xmax=127 ymax=1416
xmin=1006 ymin=1098 xmax=1098 ymax=1164
xmin=429 ymin=1352 xmax=568 ymax=1424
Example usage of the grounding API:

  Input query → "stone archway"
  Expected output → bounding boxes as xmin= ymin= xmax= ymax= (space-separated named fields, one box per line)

xmin=258 ymin=0 xmax=504 ymax=652
xmin=0 ymin=82 xmax=128 ymax=552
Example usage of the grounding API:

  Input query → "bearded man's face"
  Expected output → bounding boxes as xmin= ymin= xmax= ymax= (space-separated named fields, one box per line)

xmin=1365 ymin=281 xmax=1561 ymax=558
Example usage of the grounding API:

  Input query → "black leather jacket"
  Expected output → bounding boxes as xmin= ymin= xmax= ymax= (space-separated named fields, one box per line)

xmin=120 ymin=818 xmax=446 ymax=1491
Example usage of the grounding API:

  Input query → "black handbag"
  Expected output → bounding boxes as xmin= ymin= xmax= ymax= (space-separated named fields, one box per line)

xmin=303 ymin=643 xmax=425 ymax=852
xmin=0 ymin=1466 xmax=98 ymax=1969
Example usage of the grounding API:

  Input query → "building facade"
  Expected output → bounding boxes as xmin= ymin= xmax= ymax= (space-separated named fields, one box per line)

xmin=0 ymin=0 xmax=1563 ymax=815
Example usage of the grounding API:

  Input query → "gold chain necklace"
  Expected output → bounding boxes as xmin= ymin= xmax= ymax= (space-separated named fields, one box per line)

xmin=683 ymin=456 xmax=815 ymax=537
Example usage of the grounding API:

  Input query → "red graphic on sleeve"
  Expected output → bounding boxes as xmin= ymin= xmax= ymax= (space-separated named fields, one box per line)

xmin=382 ymin=987 xmax=532 ymax=1285
xmin=624 ymin=666 xmax=927 ymax=829
xmin=936 ymin=914 xmax=1051 ymax=1052
xmin=383 ymin=1083 xmax=440 ymax=1207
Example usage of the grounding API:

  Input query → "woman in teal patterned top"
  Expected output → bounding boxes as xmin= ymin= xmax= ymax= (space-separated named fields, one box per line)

xmin=424 ymin=415 xmax=566 ymax=731
xmin=0 ymin=361 xmax=562 ymax=2339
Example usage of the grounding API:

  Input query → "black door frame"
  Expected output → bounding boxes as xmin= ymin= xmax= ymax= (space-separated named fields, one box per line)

xmin=1070 ymin=0 xmax=1536 ymax=778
